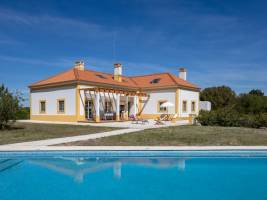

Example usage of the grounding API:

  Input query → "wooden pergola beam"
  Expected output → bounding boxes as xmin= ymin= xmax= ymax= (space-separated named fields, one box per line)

xmin=79 ymin=87 xmax=149 ymax=97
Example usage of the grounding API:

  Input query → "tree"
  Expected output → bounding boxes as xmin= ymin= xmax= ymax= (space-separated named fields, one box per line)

xmin=200 ymin=86 xmax=236 ymax=110
xmin=236 ymin=93 xmax=267 ymax=114
xmin=0 ymin=84 xmax=20 ymax=129
xmin=249 ymin=89 xmax=264 ymax=96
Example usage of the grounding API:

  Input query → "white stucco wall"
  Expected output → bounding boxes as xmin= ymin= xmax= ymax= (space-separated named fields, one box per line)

xmin=142 ymin=89 xmax=176 ymax=114
xmin=31 ymin=86 xmax=76 ymax=115
xmin=179 ymin=89 xmax=199 ymax=117
xmin=140 ymin=88 xmax=199 ymax=117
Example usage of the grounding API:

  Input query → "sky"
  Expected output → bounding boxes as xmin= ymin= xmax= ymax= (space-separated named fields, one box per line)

xmin=0 ymin=0 xmax=267 ymax=105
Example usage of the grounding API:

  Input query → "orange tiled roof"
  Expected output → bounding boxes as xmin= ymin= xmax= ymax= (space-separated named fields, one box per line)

xmin=29 ymin=68 xmax=200 ymax=90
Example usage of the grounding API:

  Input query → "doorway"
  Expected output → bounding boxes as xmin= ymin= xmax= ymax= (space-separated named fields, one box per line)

xmin=85 ymin=100 xmax=94 ymax=120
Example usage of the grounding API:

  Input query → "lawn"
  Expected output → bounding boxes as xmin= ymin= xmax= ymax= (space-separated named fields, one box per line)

xmin=64 ymin=125 xmax=267 ymax=146
xmin=0 ymin=122 xmax=119 ymax=145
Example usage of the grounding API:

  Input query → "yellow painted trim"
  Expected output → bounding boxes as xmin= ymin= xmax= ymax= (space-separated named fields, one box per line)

xmin=31 ymin=115 xmax=77 ymax=122
xmin=57 ymin=98 xmax=66 ymax=114
xmin=95 ymin=115 xmax=100 ymax=123
xmin=116 ymin=114 xmax=120 ymax=121
xmin=114 ymin=75 xmax=122 ymax=82
xmin=198 ymin=94 xmax=200 ymax=115
xmin=175 ymin=89 xmax=179 ymax=114
xmin=75 ymin=85 xmax=86 ymax=121
xmin=124 ymin=112 xmax=129 ymax=120
xmin=189 ymin=114 xmax=193 ymax=124
xmin=176 ymin=117 xmax=190 ymax=121
xmin=39 ymin=100 xmax=46 ymax=114
xmin=182 ymin=100 xmax=187 ymax=113
xmin=157 ymin=100 xmax=168 ymax=113
xmin=138 ymin=96 xmax=142 ymax=115
xmin=29 ymin=92 xmax=32 ymax=120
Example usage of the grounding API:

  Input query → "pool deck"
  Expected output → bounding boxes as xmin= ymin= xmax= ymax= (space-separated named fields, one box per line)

xmin=1 ymin=145 xmax=267 ymax=151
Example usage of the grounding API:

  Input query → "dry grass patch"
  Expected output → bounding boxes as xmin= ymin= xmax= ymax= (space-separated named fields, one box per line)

xmin=0 ymin=122 xmax=119 ymax=145
xmin=64 ymin=125 xmax=267 ymax=146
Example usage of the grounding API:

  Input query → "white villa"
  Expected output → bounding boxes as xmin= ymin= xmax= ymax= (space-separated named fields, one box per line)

xmin=29 ymin=61 xmax=200 ymax=123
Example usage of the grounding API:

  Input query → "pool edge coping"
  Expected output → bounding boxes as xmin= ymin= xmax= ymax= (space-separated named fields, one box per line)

xmin=1 ymin=146 xmax=267 ymax=152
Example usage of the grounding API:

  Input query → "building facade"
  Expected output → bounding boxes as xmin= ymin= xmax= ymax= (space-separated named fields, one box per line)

xmin=29 ymin=61 xmax=200 ymax=122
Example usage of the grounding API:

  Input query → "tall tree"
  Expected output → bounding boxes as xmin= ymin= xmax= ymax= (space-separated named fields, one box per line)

xmin=200 ymin=86 xmax=236 ymax=110
xmin=0 ymin=84 xmax=20 ymax=129
xmin=249 ymin=89 xmax=264 ymax=96
xmin=236 ymin=93 xmax=267 ymax=114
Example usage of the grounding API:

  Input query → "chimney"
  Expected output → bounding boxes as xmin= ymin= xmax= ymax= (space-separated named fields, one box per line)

xmin=179 ymin=67 xmax=187 ymax=80
xmin=74 ymin=60 xmax=85 ymax=70
xmin=114 ymin=63 xmax=122 ymax=82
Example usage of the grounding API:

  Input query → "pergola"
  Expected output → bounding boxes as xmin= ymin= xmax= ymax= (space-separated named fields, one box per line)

xmin=79 ymin=87 xmax=149 ymax=122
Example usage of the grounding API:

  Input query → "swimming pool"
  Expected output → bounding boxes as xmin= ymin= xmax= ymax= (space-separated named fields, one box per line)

xmin=1 ymin=151 xmax=267 ymax=200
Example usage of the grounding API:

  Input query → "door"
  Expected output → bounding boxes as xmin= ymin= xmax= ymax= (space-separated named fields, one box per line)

xmin=85 ymin=100 xmax=94 ymax=120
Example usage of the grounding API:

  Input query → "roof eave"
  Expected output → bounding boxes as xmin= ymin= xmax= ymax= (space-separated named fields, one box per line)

xmin=29 ymin=80 xmax=139 ymax=91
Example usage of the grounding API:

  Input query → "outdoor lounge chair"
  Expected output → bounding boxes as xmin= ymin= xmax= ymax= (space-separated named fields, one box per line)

xmin=169 ymin=114 xmax=178 ymax=121
xmin=157 ymin=114 xmax=168 ymax=121
xmin=154 ymin=114 xmax=168 ymax=125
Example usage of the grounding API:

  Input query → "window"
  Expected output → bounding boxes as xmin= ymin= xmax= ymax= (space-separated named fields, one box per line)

xmin=150 ymin=78 xmax=161 ymax=84
xmin=182 ymin=101 xmax=187 ymax=112
xmin=39 ymin=100 xmax=46 ymax=113
xmin=191 ymin=101 xmax=196 ymax=112
xmin=158 ymin=100 xmax=167 ymax=112
xmin=95 ymin=74 xmax=107 ymax=79
xmin=57 ymin=99 xmax=65 ymax=113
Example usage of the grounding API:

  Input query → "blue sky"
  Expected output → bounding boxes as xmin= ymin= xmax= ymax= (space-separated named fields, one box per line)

xmin=0 ymin=0 xmax=267 ymax=105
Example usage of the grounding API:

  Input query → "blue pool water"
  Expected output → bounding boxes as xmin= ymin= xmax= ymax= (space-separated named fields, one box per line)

xmin=1 ymin=151 xmax=267 ymax=200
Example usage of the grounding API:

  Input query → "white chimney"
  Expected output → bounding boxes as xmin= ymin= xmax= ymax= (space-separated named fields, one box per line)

xmin=114 ymin=63 xmax=122 ymax=82
xmin=179 ymin=67 xmax=187 ymax=80
xmin=74 ymin=60 xmax=85 ymax=70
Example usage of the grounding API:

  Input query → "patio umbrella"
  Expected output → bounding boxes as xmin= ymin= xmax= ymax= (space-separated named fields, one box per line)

xmin=160 ymin=101 xmax=174 ymax=114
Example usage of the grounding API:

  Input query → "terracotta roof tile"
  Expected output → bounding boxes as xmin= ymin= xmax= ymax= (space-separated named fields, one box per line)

xmin=30 ymin=68 xmax=77 ymax=87
xmin=29 ymin=67 xmax=200 ymax=90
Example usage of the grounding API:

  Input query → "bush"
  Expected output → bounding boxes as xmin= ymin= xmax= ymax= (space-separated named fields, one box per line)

xmin=197 ymin=110 xmax=267 ymax=128
xmin=198 ymin=87 xmax=267 ymax=128
xmin=16 ymin=107 xmax=30 ymax=120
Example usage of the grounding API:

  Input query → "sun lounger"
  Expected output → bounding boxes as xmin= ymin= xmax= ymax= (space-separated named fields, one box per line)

xmin=154 ymin=114 xmax=167 ymax=125
xmin=168 ymin=114 xmax=178 ymax=121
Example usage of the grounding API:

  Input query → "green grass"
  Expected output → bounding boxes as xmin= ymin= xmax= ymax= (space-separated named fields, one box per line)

xmin=65 ymin=125 xmax=267 ymax=146
xmin=0 ymin=122 xmax=119 ymax=145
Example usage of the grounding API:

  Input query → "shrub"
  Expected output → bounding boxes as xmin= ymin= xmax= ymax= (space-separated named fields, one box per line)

xmin=16 ymin=107 xmax=30 ymax=120
xmin=197 ymin=110 xmax=267 ymax=128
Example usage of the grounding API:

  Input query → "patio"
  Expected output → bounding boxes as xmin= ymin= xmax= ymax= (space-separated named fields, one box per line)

xmin=18 ymin=118 xmax=190 ymax=129
xmin=79 ymin=87 xmax=149 ymax=123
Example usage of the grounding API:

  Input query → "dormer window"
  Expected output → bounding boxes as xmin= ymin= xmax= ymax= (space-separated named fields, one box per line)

xmin=150 ymin=78 xmax=161 ymax=84
xmin=95 ymin=74 xmax=107 ymax=79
